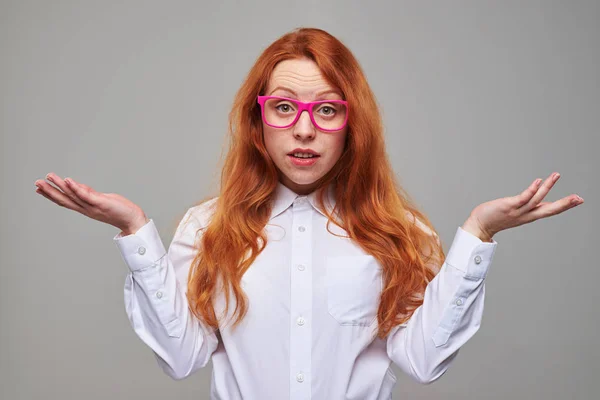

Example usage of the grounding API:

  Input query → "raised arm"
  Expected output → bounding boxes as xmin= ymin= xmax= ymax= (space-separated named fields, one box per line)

xmin=34 ymin=174 xmax=220 ymax=379
xmin=387 ymin=172 xmax=582 ymax=383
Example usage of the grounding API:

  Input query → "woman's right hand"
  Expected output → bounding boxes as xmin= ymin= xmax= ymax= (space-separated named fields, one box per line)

xmin=34 ymin=172 xmax=149 ymax=235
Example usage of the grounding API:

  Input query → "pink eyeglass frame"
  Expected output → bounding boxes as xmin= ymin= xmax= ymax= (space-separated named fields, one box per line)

xmin=257 ymin=95 xmax=349 ymax=132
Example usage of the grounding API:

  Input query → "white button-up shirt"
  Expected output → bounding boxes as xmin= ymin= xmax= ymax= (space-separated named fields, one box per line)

xmin=114 ymin=181 xmax=498 ymax=399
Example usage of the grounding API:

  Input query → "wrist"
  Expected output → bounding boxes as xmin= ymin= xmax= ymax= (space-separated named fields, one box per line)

xmin=462 ymin=218 xmax=494 ymax=242
xmin=121 ymin=215 xmax=149 ymax=236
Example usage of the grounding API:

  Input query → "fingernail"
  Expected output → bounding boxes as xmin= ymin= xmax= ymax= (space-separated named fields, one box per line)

xmin=65 ymin=178 xmax=71 ymax=185
xmin=535 ymin=179 xmax=542 ymax=186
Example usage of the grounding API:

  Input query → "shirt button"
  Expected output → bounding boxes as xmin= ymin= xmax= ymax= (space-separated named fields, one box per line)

xmin=137 ymin=246 xmax=146 ymax=255
xmin=297 ymin=264 xmax=306 ymax=271
xmin=156 ymin=291 xmax=163 ymax=299
xmin=298 ymin=226 xmax=305 ymax=232
xmin=297 ymin=317 xmax=305 ymax=326
xmin=296 ymin=372 xmax=304 ymax=382
xmin=456 ymin=298 xmax=463 ymax=306
xmin=474 ymin=255 xmax=482 ymax=264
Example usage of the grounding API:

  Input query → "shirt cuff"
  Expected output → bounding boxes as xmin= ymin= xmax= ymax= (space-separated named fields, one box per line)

xmin=444 ymin=226 xmax=498 ymax=280
xmin=113 ymin=218 xmax=167 ymax=272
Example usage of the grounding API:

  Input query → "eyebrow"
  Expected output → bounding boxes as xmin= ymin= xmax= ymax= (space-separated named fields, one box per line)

xmin=268 ymin=86 xmax=342 ymax=99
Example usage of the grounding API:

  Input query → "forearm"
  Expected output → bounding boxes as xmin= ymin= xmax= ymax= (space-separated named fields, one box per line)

xmin=386 ymin=226 xmax=498 ymax=384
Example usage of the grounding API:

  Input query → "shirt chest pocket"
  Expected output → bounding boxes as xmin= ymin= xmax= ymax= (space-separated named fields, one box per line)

xmin=325 ymin=255 xmax=383 ymax=326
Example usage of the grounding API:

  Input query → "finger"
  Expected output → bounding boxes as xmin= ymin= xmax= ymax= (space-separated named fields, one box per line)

xmin=512 ymin=177 xmax=543 ymax=208
xmin=519 ymin=172 xmax=560 ymax=212
xmin=65 ymin=178 xmax=102 ymax=206
xmin=46 ymin=173 xmax=91 ymax=209
xmin=35 ymin=180 xmax=87 ymax=213
xmin=36 ymin=186 xmax=54 ymax=203
xmin=76 ymin=182 xmax=92 ymax=190
xmin=523 ymin=195 xmax=583 ymax=222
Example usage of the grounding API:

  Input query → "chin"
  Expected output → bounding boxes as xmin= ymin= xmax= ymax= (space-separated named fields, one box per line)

xmin=288 ymin=176 xmax=318 ymax=185
xmin=279 ymin=168 xmax=318 ymax=184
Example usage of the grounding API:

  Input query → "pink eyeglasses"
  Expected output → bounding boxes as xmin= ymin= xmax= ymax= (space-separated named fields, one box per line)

xmin=257 ymin=95 xmax=349 ymax=132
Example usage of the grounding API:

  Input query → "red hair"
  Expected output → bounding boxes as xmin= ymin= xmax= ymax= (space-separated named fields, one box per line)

xmin=186 ymin=27 xmax=445 ymax=339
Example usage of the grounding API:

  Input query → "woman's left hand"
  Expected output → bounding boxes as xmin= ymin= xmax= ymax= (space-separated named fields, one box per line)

xmin=462 ymin=172 xmax=584 ymax=242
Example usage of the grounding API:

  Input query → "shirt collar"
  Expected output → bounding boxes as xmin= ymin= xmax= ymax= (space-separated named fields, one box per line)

xmin=270 ymin=181 xmax=337 ymax=220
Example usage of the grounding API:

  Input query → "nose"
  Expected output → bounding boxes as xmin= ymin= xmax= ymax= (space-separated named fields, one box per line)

xmin=293 ymin=110 xmax=316 ymax=139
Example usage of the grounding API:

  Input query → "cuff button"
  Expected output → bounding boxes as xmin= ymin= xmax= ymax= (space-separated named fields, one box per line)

xmin=474 ymin=255 xmax=482 ymax=264
xmin=137 ymin=246 xmax=146 ymax=255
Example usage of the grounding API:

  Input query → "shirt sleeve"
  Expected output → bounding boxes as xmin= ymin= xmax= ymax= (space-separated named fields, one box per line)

xmin=386 ymin=225 xmax=498 ymax=384
xmin=113 ymin=206 xmax=219 ymax=380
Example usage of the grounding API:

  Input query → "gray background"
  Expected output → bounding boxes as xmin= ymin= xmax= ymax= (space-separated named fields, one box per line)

xmin=1 ymin=1 xmax=597 ymax=399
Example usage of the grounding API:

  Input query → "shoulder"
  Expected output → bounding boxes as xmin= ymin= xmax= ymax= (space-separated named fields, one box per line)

xmin=186 ymin=196 xmax=220 ymax=229
xmin=404 ymin=209 xmax=438 ymax=239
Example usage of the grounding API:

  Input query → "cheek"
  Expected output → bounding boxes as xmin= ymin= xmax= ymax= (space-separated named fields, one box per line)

xmin=262 ymin=126 xmax=280 ymax=157
xmin=329 ymin=132 xmax=347 ymax=159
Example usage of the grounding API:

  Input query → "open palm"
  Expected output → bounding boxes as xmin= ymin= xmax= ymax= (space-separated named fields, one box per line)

xmin=465 ymin=172 xmax=584 ymax=240
xmin=34 ymin=173 xmax=148 ymax=233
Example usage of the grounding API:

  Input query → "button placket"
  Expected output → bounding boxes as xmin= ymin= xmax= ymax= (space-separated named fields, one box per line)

xmin=432 ymin=280 xmax=475 ymax=347
xmin=290 ymin=198 xmax=312 ymax=396
xmin=132 ymin=258 xmax=180 ymax=339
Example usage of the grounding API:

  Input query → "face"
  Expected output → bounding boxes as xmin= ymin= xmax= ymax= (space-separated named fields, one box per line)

xmin=262 ymin=57 xmax=348 ymax=195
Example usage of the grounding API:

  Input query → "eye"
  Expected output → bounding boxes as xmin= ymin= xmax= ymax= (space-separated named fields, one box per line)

xmin=275 ymin=102 xmax=295 ymax=113
xmin=317 ymin=104 xmax=337 ymax=116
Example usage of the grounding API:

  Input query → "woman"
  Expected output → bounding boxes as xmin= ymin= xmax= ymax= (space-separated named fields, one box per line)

xmin=34 ymin=27 xmax=583 ymax=399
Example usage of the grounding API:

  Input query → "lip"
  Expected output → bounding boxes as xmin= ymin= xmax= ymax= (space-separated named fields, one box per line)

xmin=288 ymin=148 xmax=320 ymax=156
xmin=288 ymin=154 xmax=319 ymax=166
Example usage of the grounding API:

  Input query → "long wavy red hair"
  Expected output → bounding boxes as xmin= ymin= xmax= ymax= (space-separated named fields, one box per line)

xmin=186 ymin=27 xmax=446 ymax=340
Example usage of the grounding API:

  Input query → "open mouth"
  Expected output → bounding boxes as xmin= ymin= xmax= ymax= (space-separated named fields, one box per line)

xmin=287 ymin=154 xmax=320 ymax=165
xmin=288 ymin=154 xmax=320 ymax=159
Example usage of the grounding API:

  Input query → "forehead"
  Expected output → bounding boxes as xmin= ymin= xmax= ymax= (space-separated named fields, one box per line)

xmin=266 ymin=58 xmax=341 ymax=99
